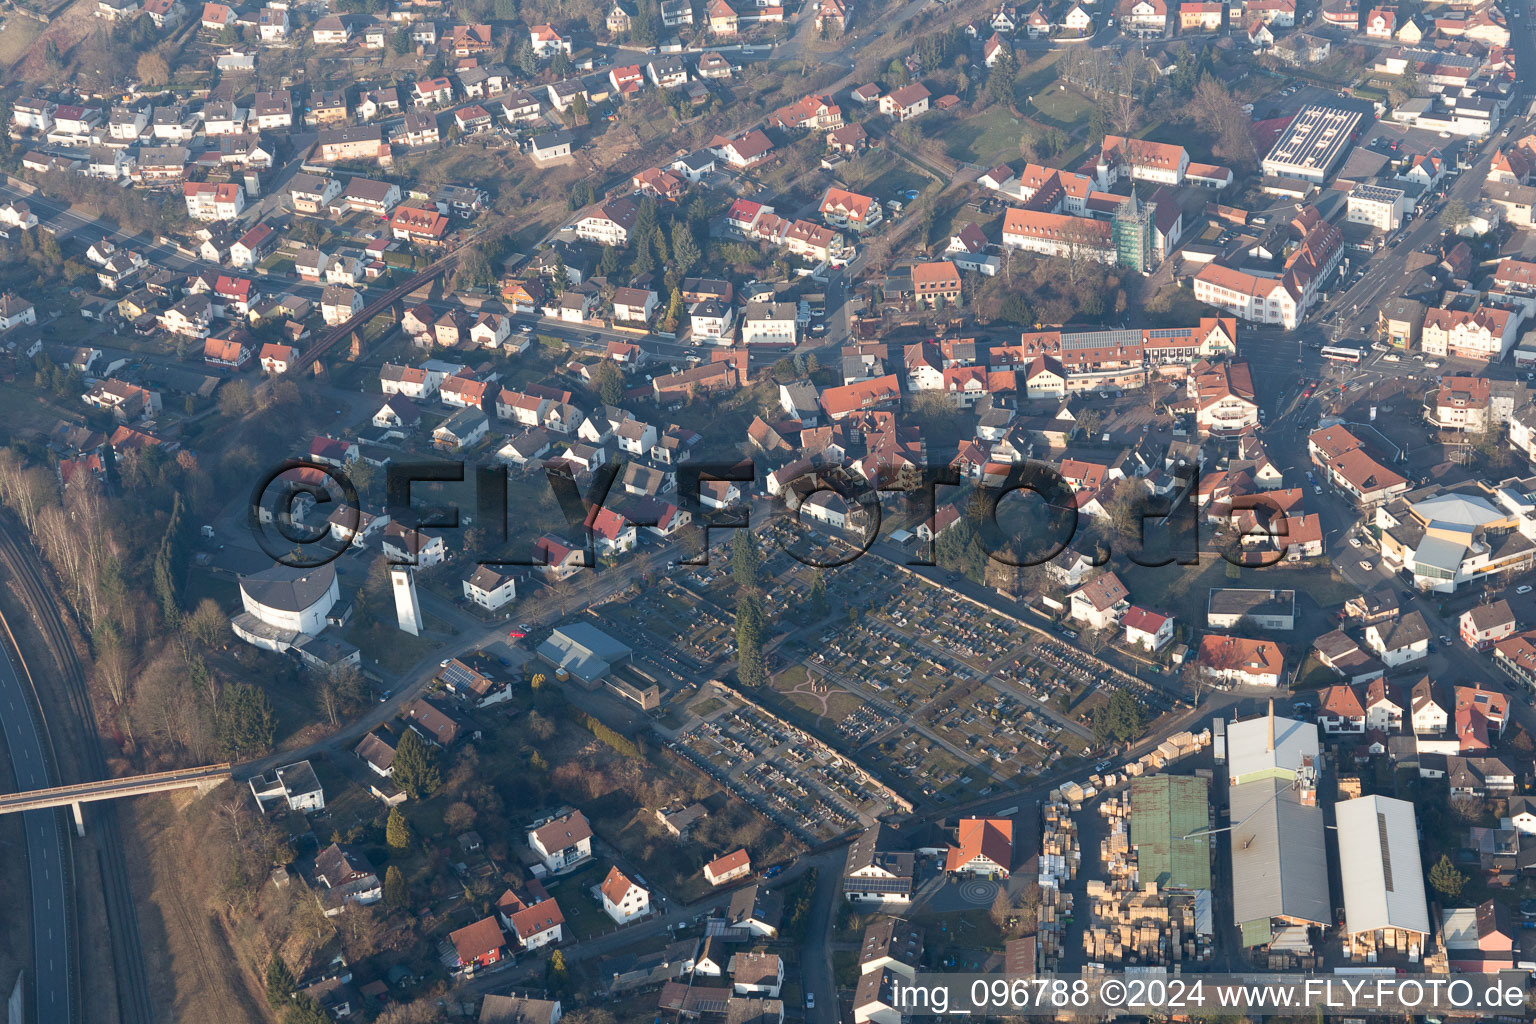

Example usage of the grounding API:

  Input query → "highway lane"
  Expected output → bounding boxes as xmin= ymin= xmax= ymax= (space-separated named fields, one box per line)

xmin=0 ymin=640 xmax=71 ymax=1024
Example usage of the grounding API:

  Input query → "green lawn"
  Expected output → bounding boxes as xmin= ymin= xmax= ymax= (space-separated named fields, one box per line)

xmin=929 ymin=106 xmax=1027 ymax=165
xmin=1029 ymin=84 xmax=1094 ymax=129
xmin=845 ymin=150 xmax=929 ymax=203
xmin=543 ymin=861 xmax=613 ymax=940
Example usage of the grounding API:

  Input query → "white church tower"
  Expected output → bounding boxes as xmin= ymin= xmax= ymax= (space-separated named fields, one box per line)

xmin=391 ymin=566 xmax=423 ymax=636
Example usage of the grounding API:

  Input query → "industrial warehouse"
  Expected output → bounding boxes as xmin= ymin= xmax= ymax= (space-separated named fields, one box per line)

xmin=1052 ymin=703 xmax=1444 ymax=972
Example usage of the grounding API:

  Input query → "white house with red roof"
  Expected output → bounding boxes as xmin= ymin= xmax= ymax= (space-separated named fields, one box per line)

xmin=529 ymin=23 xmax=571 ymax=55
xmin=1122 ymin=606 xmax=1173 ymax=652
xmin=916 ymin=503 xmax=961 ymax=543
xmin=704 ymin=848 xmax=752 ymax=886
xmin=879 ymin=83 xmax=931 ymax=121
xmin=600 ymin=867 xmax=651 ymax=924
xmin=1196 ymin=634 xmax=1285 ymax=687
xmin=586 ymin=506 xmax=637 ymax=556
xmin=498 ymin=891 xmax=565 ymax=949
xmin=709 ymin=129 xmax=775 ymax=168
xmin=383 ymin=521 xmax=446 ymax=567
xmin=945 ymin=818 xmax=1012 ymax=877
xmin=1068 ymin=572 xmax=1131 ymax=630
xmin=983 ymin=32 xmax=1010 ymax=66
xmin=575 ymin=196 xmax=638 ymax=247
xmin=820 ymin=186 xmax=882 ymax=231
xmin=528 ymin=811 xmax=593 ymax=873
xmin=533 ymin=535 xmax=585 ymax=579
xmin=1317 ymin=684 xmax=1367 ymax=733
xmin=308 ymin=435 xmax=357 ymax=467
xmin=1125 ymin=0 xmax=1168 ymax=31
xmin=1460 ymin=600 xmax=1515 ymax=652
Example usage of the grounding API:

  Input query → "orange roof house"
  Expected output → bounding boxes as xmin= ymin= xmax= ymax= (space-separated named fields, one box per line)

xmin=946 ymin=818 xmax=1013 ymax=877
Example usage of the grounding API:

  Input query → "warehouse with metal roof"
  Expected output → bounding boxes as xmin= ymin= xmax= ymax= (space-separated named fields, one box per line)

xmin=1228 ymin=776 xmax=1330 ymax=946
xmin=536 ymin=622 xmax=633 ymax=686
xmin=1226 ymin=705 xmax=1320 ymax=786
xmin=1129 ymin=775 xmax=1211 ymax=891
xmin=1335 ymin=795 xmax=1430 ymax=958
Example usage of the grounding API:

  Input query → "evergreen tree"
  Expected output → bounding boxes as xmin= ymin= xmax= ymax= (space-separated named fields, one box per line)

xmin=632 ymin=198 xmax=658 ymax=245
xmin=651 ymin=224 xmax=669 ymax=267
xmin=671 ymin=221 xmax=701 ymax=275
xmin=516 ymin=41 xmax=538 ymax=75
xmin=1429 ymin=854 xmax=1466 ymax=900
xmin=216 ymin=684 xmax=276 ymax=758
xmin=592 ymin=361 xmax=624 ymax=405
xmin=661 ymin=287 xmax=684 ymax=333
xmin=809 ymin=571 xmax=829 ymax=619
xmin=386 ymin=806 xmax=411 ymax=850
xmin=986 ymin=47 xmax=1018 ymax=107
xmin=630 ymin=235 xmax=655 ymax=277
xmin=384 ymin=864 xmax=407 ymax=908
xmin=284 ymin=995 xmax=331 ymax=1024
xmin=934 ymin=518 xmax=987 ymax=584
xmin=731 ymin=529 xmax=759 ymax=590
xmin=265 ymin=956 xmax=296 ymax=1009
xmin=598 ymin=244 xmax=622 ymax=278
xmin=735 ymin=592 xmax=766 ymax=687
xmin=392 ymin=729 xmax=441 ymax=798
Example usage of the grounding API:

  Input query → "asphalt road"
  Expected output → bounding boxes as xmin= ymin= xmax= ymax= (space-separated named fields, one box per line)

xmin=0 ymin=641 xmax=70 ymax=1024
xmin=1318 ymin=0 xmax=1536 ymax=341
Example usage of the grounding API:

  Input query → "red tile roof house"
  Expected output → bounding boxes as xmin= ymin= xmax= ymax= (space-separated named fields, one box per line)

xmin=1195 ymin=635 xmax=1285 ymax=687
xmin=1067 ymin=572 xmax=1130 ymax=630
xmin=879 ymin=83 xmax=931 ymax=121
xmin=1455 ymin=683 xmax=1508 ymax=738
xmin=1460 ymin=600 xmax=1516 ymax=651
xmin=527 ymin=810 xmax=593 ymax=873
xmin=945 ymin=818 xmax=1012 ymax=877
xmin=1317 ymin=684 xmax=1366 ymax=734
xmin=497 ymin=889 xmax=566 ymax=949
xmin=448 ymin=916 xmax=506 ymax=972
xmin=910 ymin=262 xmax=962 ymax=309
xmin=1121 ymin=606 xmax=1173 ymax=652
xmin=703 ymin=848 xmax=752 ymax=886
xmin=1363 ymin=678 xmax=1404 ymax=733
xmin=600 ymin=866 xmax=651 ymax=924
xmin=585 ymin=505 xmax=637 ymax=557
xmin=307 ymin=435 xmax=357 ymax=467
xmin=204 ymin=335 xmax=253 ymax=371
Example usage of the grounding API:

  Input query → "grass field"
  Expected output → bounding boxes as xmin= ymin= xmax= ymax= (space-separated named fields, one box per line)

xmin=1030 ymin=84 xmax=1095 ymax=128
xmin=848 ymin=150 xmax=930 ymax=204
xmin=0 ymin=18 xmax=42 ymax=70
xmin=930 ymin=106 xmax=1026 ymax=165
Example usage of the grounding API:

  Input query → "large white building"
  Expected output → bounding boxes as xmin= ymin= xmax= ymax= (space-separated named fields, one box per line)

xmin=1261 ymin=104 xmax=1364 ymax=182
xmin=1421 ymin=305 xmax=1520 ymax=361
xmin=1347 ymin=183 xmax=1409 ymax=231
xmin=574 ymin=197 xmax=637 ymax=246
xmin=231 ymin=563 xmax=340 ymax=651
xmin=1226 ymin=708 xmax=1329 ymax=947
xmin=1192 ymin=221 xmax=1341 ymax=330
xmin=1334 ymin=795 xmax=1430 ymax=958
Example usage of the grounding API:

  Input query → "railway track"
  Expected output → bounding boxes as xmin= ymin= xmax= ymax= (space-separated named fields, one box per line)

xmin=0 ymin=517 xmax=154 ymax=1024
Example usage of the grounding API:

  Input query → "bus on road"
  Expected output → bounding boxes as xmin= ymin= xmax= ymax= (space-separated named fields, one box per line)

xmin=1321 ymin=344 xmax=1364 ymax=364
